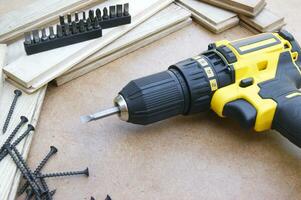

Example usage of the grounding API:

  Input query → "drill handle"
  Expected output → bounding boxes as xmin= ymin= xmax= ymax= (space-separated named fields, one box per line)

xmin=273 ymin=93 xmax=301 ymax=148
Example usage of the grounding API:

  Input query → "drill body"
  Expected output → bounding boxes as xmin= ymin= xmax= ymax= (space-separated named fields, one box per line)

xmin=84 ymin=30 xmax=301 ymax=148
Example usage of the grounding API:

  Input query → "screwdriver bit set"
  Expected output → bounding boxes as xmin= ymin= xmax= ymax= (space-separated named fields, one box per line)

xmin=24 ymin=3 xmax=131 ymax=55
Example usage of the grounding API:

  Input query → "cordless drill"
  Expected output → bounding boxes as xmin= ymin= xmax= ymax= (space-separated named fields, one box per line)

xmin=81 ymin=30 xmax=301 ymax=148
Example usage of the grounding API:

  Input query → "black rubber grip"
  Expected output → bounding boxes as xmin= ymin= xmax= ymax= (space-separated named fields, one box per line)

xmin=272 ymin=93 xmax=301 ymax=147
xmin=119 ymin=70 xmax=188 ymax=125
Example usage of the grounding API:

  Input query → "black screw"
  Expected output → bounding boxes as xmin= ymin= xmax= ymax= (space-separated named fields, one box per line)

xmin=38 ymin=172 xmax=52 ymax=200
xmin=4 ymin=145 xmax=42 ymax=199
xmin=10 ymin=145 xmax=46 ymax=195
xmin=105 ymin=195 xmax=112 ymax=200
xmin=0 ymin=116 xmax=28 ymax=154
xmin=37 ymin=167 xmax=89 ymax=178
xmin=18 ymin=146 xmax=58 ymax=196
xmin=0 ymin=124 xmax=34 ymax=162
xmin=2 ymin=89 xmax=22 ymax=134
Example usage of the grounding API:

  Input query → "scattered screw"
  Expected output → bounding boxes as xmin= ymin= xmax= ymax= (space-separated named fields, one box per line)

xmin=4 ymin=145 xmax=42 ymax=199
xmin=37 ymin=167 xmax=89 ymax=178
xmin=10 ymin=145 xmax=46 ymax=195
xmin=105 ymin=195 xmax=112 ymax=200
xmin=38 ymin=172 xmax=52 ymax=200
xmin=0 ymin=124 xmax=34 ymax=162
xmin=2 ymin=89 xmax=22 ymax=134
xmin=0 ymin=116 xmax=28 ymax=154
xmin=18 ymin=146 xmax=58 ymax=196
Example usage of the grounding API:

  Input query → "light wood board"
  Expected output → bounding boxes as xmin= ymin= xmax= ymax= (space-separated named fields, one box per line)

xmin=3 ymin=0 xmax=174 ymax=94
xmin=199 ymin=0 xmax=266 ymax=17
xmin=0 ymin=44 xmax=7 ymax=97
xmin=177 ymin=0 xmax=239 ymax=33
xmin=0 ymin=55 xmax=47 ymax=199
xmin=239 ymin=8 xmax=285 ymax=33
xmin=0 ymin=0 xmax=103 ymax=43
xmin=55 ymin=19 xmax=192 ymax=85
xmin=54 ymin=4 xmax=192 ymax=85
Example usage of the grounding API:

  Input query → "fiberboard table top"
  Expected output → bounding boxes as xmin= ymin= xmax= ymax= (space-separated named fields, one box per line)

xmin=0 ymin=0 xmax=299 ymax=199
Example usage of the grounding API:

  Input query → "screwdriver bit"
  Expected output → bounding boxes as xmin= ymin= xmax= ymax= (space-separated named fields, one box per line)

xmin=75 ymin=11 xmax=79 ymax=22
xmin=82 ymin=11 xmax=86 ymax=21
xmin=59 ymin=15 xmax=65 ymax=25
xmin=67 ymin=13 xmax=72 ymax=24
xmin=24 ymin=33 xmax=32 ymax=45
xmin=72 ymin=21 xmax=78 ymax=34
xmin=49 ymin=26 xmax=56 ymax=39
xmin=89 ymin=10 xmax=94 ymax=21
xmin=109 ymin=6 xmax=116 ymax=18
xmin=32 ymin=30 xmax=40 ymax=43
xmin=124 ymin=3 xmax=129 ymax=16
xmin=103 ymin=7 xmax=109 ymax=20
xmin=86 ymin=18 xmax=93 ymax=30
xmin=96 ymin=8 xmax=101 ymax=20
xmin=79 ymin=20 xmax=85 ymax=32
xmin=56 ymin=25 xmax=63 ymax=38
xmin=41 ymin=28 xmax=48 ymax=41
xmin=64 ymin=23 xmax=71 ymax=36
xmin=117 ymin=4 xmax=122 ymax=17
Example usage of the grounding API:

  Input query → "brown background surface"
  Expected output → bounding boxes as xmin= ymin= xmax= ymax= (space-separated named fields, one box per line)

xmin=1 ymin=0 xmax=301 ymax=199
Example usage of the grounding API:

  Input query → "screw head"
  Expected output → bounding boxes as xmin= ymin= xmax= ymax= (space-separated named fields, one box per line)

xmin=50 ymin=146 xmax=58 ymax=154
xmin=14 ymin=89 xmax=22 ymax=97
xmin=27 ymin=124 xmax=35 ymax=131
xmin=84 ymin=167 xmax=89 ymax=177
xmin=20 ymin=116 xmax=28 ymax=123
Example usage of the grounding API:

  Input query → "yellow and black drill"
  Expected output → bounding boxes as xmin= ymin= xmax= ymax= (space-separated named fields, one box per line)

xmin=81 ymin=30 xmax=301 ymax=148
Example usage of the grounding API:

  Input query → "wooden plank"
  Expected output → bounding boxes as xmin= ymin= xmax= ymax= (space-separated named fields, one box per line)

xmin=59 ymin=4 xmax=191 ymax=78
xmin=0 ymin=54 xmax=47 ymax=199
xmin=0 ymin=0 xmax=103 ymax=43
xmin=177 ymin=0 xmax=239 ymax=33
xmin=239 ymin=8 xmax=285 ymax=33
xmin=199 ymin=0 xmax=266 ymax=17
xmin=55 ymin=19 xmax=192 ymax=85
xmin=0 ymin=44 xmax=7 ymax=96
xmin=3 ymin=0 xmax=173 ymax=94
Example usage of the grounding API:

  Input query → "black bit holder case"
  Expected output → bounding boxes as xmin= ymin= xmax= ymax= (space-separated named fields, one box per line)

xmin=24 ymin=3 xmax=131 ymax=55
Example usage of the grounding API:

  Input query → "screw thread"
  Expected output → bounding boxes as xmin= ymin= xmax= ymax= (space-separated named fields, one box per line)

xmin=38 ymin=168 xmax=89 ymax=178
xmin=2 ymin=94 xmax=20 ymax=134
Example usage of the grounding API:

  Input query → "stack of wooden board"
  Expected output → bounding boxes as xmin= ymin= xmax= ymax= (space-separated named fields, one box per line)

xmin=199 ymin=0 xmax=266 ymax=17
xmin=0 ymin=45 xmax=47 ymax=200
xmin=55 ymin=4 xmax=192 ymax=85
xmin=239 ymin=8 xmax=286 ymax=33
xmin=177 ymin=0 xmax=239 ymax=33
xmin=0 ymin=0 xmax=103 ymax=43
xmin=3 ymin=0 xmax=174 ymax=93
xmin=197 ymin=0 xmax=285 ymax=33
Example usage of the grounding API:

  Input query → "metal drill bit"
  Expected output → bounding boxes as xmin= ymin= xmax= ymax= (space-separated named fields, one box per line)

xmin=2 ymin=89 xmax=22 ymax=134
xmin=80 ymin=107 xmax=119 ymax=123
